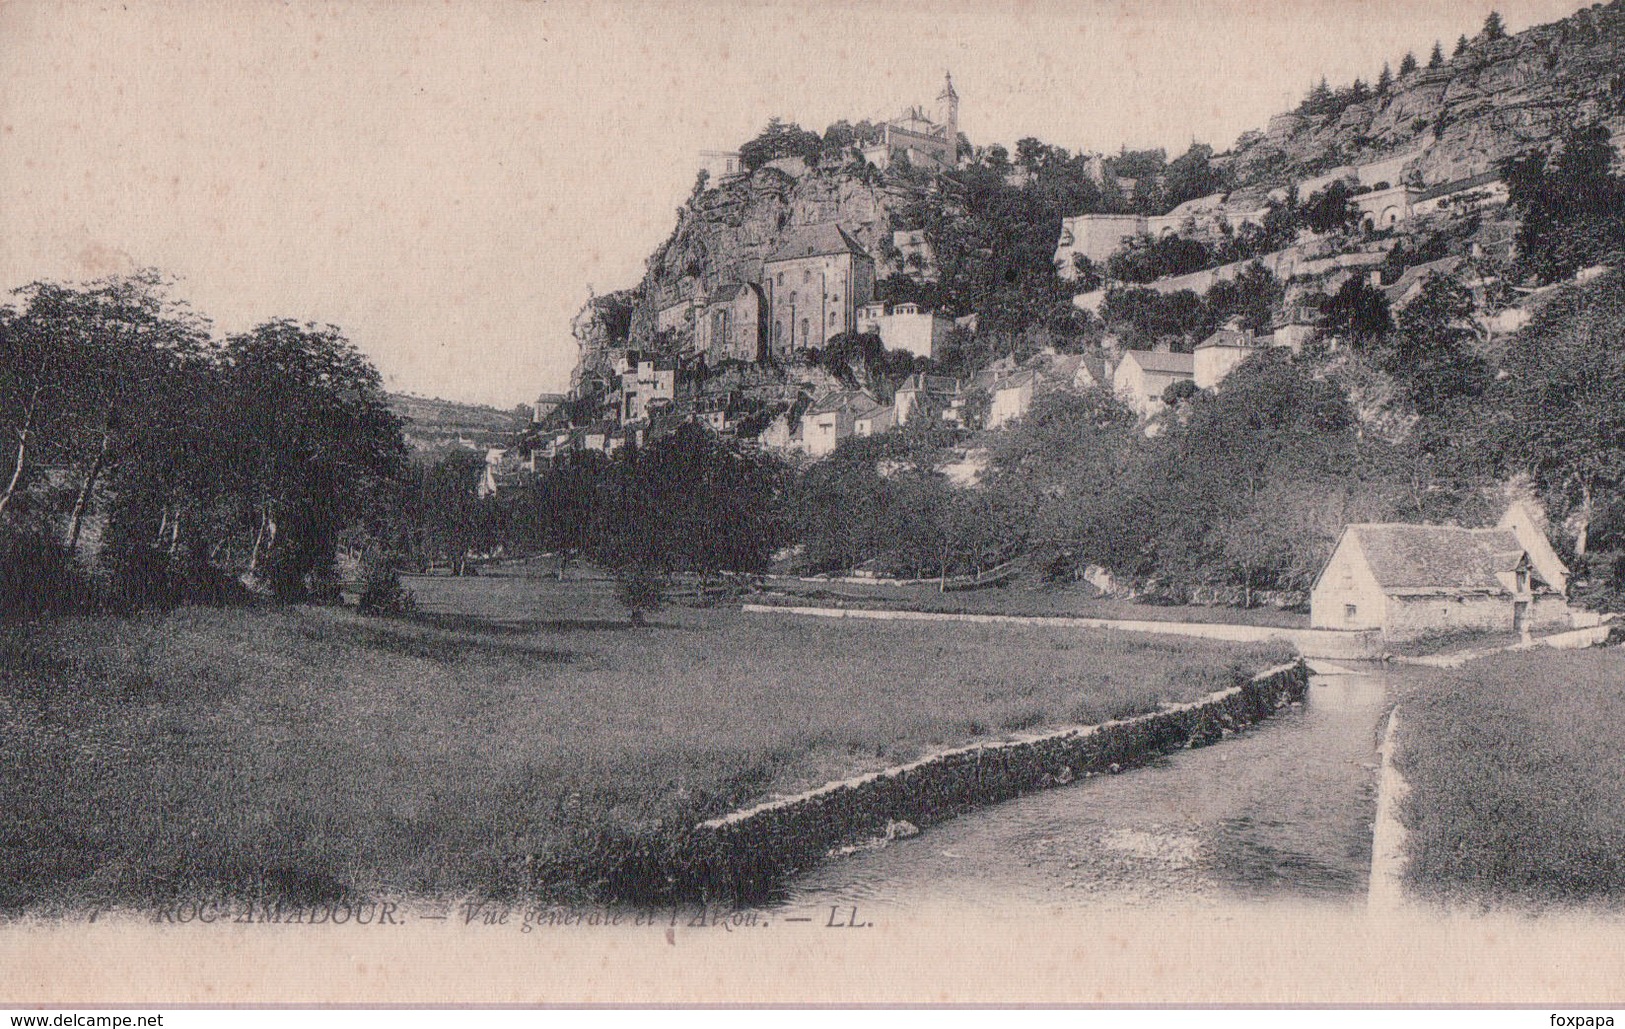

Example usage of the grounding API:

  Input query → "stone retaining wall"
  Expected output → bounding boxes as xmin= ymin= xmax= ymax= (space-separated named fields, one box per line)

xmin=687 ymin=662 xmax=1309 ymax=900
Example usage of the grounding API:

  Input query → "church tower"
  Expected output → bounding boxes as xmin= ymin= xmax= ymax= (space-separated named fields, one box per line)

xmin=936 ymin=72 xmax=959 ymax=161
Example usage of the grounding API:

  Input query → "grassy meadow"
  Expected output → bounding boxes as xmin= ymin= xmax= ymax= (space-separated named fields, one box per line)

xmin=1395 ymin=646 xmax=1625 ymax=908
xmin=0 ymin=574 xmax=1292 ymax=911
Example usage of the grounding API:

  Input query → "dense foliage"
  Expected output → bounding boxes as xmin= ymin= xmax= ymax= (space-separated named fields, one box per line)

xmin=1 ymin=273 xmax=407 ymax=614
xmin=1502 ymin=122 xmax=1625 ymax=284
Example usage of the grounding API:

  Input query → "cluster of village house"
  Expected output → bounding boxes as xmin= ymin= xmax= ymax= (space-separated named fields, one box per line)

xmin=485 ymin=81 xmax=1611 ymax=644
xmin=528 ymin=85 xmax=1525 ymax=463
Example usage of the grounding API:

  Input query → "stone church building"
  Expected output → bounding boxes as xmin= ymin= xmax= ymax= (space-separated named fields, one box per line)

xmin=761 ymin=223 xmax=877 ymax=358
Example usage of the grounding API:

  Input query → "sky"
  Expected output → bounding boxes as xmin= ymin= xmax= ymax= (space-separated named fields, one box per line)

xmin=0 ymin=0 xmax=1590 ymax=408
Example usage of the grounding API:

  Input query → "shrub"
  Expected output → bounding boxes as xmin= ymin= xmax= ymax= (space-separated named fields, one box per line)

xmin=613 ymin=565 xmax=666 ymax=626
xmin=101 ymin=538 xmax=178 ymax=614
xmin=0 ymin=528 xmax=96 ymax=619
xmin=357 ymin=551 xmax=416 ymax=616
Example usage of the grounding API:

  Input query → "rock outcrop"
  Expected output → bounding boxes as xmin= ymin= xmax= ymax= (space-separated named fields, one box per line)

xmin=622 ymin=162 xmax=935 ymax=349
xmin=1226 ymin=2 xmax=1625 ymax=190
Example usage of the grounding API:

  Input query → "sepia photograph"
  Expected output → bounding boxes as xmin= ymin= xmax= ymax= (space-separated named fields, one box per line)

xmin=3 ymin=0 xmax=1625 ymax=1010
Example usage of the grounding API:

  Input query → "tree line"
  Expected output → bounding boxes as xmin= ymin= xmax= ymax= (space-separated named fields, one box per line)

xmin=1 ymin=273 xmax=405 ymax=615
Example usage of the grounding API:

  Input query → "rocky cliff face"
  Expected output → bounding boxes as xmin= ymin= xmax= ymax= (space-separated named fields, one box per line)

xmin=623 ymin=162 xmax=934 ymax=347
xmin=1225 ymin=1 xmax=1625 ymax=189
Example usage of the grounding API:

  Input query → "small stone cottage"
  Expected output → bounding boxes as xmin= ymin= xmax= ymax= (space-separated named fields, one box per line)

xmin=1310 ymin=511 xmax=1572 ymax=641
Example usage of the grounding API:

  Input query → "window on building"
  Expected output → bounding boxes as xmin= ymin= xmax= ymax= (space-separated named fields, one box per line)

xmin=801 ymin=317 xmax=810 ymax=340
xmin=1344 ymin=604 xmax=1358 ymax=619
xmin=803 ymin=269 xmax=812 ymax=283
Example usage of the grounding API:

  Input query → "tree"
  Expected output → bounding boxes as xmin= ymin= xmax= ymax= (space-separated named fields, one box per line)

xmin=1101 ymin=287 xmax=1214 ymax=350
xmin=589 ymin=424 xmax=786 ymax=619
xmin=1376 ymin=63 xmax=1393 ymax=95
xmin=1483 ymin=10 xmax=1507 ymax=41
xmin=1107 ymin=148 xmax=1167 ymax=182
xmin=1429 ymin=41 xmax=1445 ymax=67
xmin=738 ymin=118 xmax=823 ymax=172
xmin=1106 ymin=232 xmax=1215 ymax=284
xmin=223 ymin=320 xmax=406 ymax=600
xmin=818 ymin=330 xmax=887 ymax=387
xmin=613 ymin=564 xmax=665 ymax=627
xmin=0 ymin=297 xmax=68 ymax=523
xmin=1206 ymin=262 xmax=1282 ymax=335
xmin=1454 ymin=34 xmax=1470 ymax=56
xmin=410 ymin=450 xmax=490 ymax=575
xmin=1494 ymin=272 xmax=1625 ymax=557
xmin=1399 ymin=51 xmax=1419 ymax=76
xmin=1163 ymin=144 xmax=1225 ymax=209
xmin=1502 ymin=123 xmax=1625 ymax=284
xmin=1162 ymin=377 xmax=1201 ymax=409
xmin=1070 ymin=254 xmax=1104 ymax=292
xmin=1 ymin=273 xmax=214 ymax=554
xmin=1015 ymin=137 xmax=1063 ymax=173
xmin=518 ymin=451 xmax=606 ymax=577
xmin=1319 ymin=278 xmax=1393 ymax=349
xmin=1299 ymin=180 xmax=1358 ymax=234
xmin=1386 ymin=275 xmax=1492 ymax=419
xmin=1132 ymin=352 xmax=1361 ymax=597
xmin=957 ymin=383 xmax=993 ymax=429
xmin=1300 ymin=78 xmax=1334 ymax=115
xmin=787 ymin=443 xmax=891 ymax=574
xmin=983 ymin=385 xmax=1137 ymax=575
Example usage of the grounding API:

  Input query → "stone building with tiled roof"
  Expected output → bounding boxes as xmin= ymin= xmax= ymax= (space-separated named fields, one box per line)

xmin=1310 ymin=514 xmax=1573 ymax=641
xmin=802 ymin=389 xmax=885 ymax=457
xmin=1114 ymin=350 xmax=1196 ymax=419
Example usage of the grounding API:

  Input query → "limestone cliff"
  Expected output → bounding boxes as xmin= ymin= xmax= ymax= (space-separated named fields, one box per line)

xmin=1225 ymin=1 xmax=1625 ymax=190
xmin=623 ymin=161 xmax=935 ymax=348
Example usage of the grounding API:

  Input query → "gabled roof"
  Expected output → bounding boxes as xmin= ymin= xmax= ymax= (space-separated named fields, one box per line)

xmin=707 ymin=282 xmax=761 ymax=304
xmin=766 ymin=224 xmax=871 ymax=263
xmin=1121 ymin=350 xmax=1195 ymax=375
xmin=1343 ymin=524 xmax=1530 ymax=594
xmin=996 ymin=368 xmax=1040 ymax=391
xmin=1196 ymin=327 xmax=1263 ymax=350
xmin=1047 ymin=354 xmax=1084 ymax=381
xmin=807 ymin=389 xmax=884 ymax=416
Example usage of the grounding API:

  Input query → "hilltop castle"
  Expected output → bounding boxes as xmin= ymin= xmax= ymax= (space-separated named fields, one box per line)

xmin=861 ymin=72 xmax=961 ymax=173
xmin=698 ymin=73 xmax=963 ymax=184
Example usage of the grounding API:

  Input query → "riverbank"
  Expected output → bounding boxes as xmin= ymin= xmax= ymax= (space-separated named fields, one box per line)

xmin=0 ymin=576 xmax=1292 ymax=912
xmin=1393 ymin=645 xmax=1625 ymax=909
xmin=782 ymin=662 xmax=1386 ymax=912
xmin=755 ymin=577 xmax=1311 ymax=628
xmin=743 ymin=601 xmax=1384 ymax=659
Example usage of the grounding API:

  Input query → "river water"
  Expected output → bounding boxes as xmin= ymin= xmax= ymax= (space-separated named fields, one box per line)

xmin=779 ymin=665 xmax=1399 ymax=913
